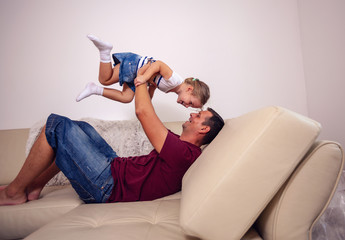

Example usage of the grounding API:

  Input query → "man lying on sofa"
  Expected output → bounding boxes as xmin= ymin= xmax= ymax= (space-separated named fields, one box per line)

xmin=0 ymin=82 xmax=224 ymax=205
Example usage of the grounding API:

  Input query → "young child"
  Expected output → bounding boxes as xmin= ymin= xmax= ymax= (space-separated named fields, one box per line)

xmin=76 ymin=35 xmax=210 ymax=108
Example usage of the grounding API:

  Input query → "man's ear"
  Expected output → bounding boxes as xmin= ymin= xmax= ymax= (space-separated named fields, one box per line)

xmin=199 ymin=125 xmax=210 ymax=134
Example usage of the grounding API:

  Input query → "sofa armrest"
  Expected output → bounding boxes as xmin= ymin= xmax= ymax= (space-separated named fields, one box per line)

xmin=255 ymin=141 xmax=344 ymax=240
xmin=0 ymin=128 xmax=30 ymax=185
xmin=179 ymin=106 xmax=321 ymax=240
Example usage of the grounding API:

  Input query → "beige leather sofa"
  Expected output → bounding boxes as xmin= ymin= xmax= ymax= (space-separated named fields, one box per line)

xmin=0 ymin=106 xmax=343 ymax=240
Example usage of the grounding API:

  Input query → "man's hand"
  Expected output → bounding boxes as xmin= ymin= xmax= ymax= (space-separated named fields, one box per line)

xmin=135 ymin=61 xmax=173 ymax=88
xmin=148 ymin=83 xmax=157 ymax=99
xmin=134 ymin=75 xmax=147 ymax=87
xmin=134 ymin=75 xmax=157 ymax=88
xmin=148 ymin=79 xmax=157 ymax=88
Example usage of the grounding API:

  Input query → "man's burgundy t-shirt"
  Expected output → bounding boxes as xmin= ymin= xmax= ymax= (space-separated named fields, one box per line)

xmin=107 ymin=130 xmax=201 ymax=202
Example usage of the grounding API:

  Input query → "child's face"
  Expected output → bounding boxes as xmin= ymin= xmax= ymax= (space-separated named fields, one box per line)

xmin=177 ymin=91 xmax=202 ymax=108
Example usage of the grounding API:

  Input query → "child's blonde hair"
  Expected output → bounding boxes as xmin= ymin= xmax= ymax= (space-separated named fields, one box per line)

xmin=184 ymin=77 xmax=210 ymax=106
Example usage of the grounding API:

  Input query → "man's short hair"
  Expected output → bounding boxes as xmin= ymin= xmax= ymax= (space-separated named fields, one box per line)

xmin=201 ymin=107 xmax=225 ymax=145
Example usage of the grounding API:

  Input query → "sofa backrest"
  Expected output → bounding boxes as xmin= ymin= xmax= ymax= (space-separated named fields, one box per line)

xmin=0 ymin=128 xmax=29 ymax=185
xmin=179 ymin=106 xmax=321 ymax=240
xmin=255 ymin=140 xmax=344 ymax=240
xmin=163 ymin=121 xmax=184 ymax=135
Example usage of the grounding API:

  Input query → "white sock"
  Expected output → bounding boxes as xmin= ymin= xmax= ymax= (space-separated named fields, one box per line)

xmin=87 ymin=34 xmax=113 ymax=63
xmin=76 ymin=82 xmax=104 ymax=102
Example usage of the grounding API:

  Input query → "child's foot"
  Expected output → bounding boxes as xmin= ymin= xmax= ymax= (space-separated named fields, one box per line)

xmin=87 ymin=34 xmax=113 ymax=63
xmin=76 ymin=82 xmax=104 ymax=102
xmin=0 ymin=186 xmax=27 ymax=206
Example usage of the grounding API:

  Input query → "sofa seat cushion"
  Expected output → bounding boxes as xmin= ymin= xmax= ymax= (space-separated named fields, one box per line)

xmin=25 ymin=191 xmax=263 ymax=240
xmin=0 ymin=185 xmax=82 ymax=239
xmin=25 ymin=195 xmax=188 ymax=240
xmin=180 ymin=106 xmax=321 ymax=240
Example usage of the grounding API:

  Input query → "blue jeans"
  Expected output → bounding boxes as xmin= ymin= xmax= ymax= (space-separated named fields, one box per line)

xmin=45 ymin=114 xmax=117 ymax=203
xmin=112 ymin=52 xmax=142 ymax=92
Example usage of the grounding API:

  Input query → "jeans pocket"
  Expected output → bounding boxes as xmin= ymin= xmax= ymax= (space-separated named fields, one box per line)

xmin=70 ymin=179 xmax=96 ymax=203
xmin=100 ymin=175 xmax=114 ymax=203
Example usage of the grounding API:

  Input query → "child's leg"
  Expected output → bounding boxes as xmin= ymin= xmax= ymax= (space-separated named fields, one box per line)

xmin=76 ymin=82 xmax=104 ymax=102
xmin=102 ymin=83 xmax=135 ymax=103
xmin=99 ymin=63 xmax=120 ymax=86
xmin=87 ymin=34 xmax=113 ymax=63
xmin=87 ymin=34 xmax=120 ymax=86
xmin=76 ymin=82 xmax=135 ymax=103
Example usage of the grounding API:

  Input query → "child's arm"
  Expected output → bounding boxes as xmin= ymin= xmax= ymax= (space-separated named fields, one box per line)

xmin=135 ymin=61 xmax=173 ymax=87
xmin=137 ymin=62 xmax=151 ymax=75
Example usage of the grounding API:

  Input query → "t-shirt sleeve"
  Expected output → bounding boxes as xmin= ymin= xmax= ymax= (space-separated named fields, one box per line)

xmin=167 ymin=71 xmax=183 ymax=84
xmin=158 ymin=72 xmax=184 ymax=93
xmin=159 ymin=131 xmax=201 ymax=169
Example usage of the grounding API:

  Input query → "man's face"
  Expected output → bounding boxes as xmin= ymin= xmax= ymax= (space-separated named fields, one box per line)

xmin=183 ymin=110 xmax=213 ymax=131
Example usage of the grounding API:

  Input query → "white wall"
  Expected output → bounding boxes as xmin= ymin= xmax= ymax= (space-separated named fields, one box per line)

xmin=1 ymin=0 xmax=307 ymax=129
xmin=298 ymin=0 xmax=345 ymax=148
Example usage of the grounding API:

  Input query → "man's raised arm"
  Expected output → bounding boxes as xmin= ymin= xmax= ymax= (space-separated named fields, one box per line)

xmin=135 ymin=83 xmax=168 ymax=153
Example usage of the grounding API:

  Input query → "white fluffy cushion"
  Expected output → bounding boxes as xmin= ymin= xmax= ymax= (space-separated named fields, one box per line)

xmin=179 ymin=106 xmax=321 ymax=240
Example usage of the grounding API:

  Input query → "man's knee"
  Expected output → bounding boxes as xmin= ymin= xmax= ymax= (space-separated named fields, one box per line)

xmin=45 ymin=114 xmax=74 ymax=147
